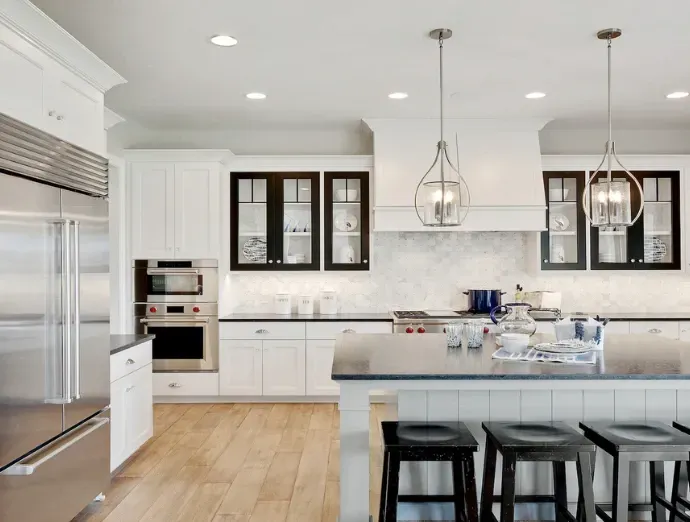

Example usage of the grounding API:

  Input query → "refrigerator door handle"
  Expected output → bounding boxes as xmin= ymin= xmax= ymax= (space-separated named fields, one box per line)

xmin=0 ymin=417 xmax=109 ymax=476
xmin=60 ymin=219 xmax=72 ymax=404
xmin=72 ymin=220 xmax=81 ymax=400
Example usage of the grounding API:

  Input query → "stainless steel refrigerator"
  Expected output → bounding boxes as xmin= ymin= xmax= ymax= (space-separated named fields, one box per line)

xmin=0 ymin=113 xmax=111 ymax=522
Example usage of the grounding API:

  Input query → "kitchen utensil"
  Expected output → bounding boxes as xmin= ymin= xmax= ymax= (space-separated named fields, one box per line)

xmin=242 ymin=237 xmax=267 ymax=263
xmin=464 ymin=320 xmax=484 ymax=348
xmin=335 ymin=188 xmax=359 ymax=202
xmin=320 ymin=291 xmax=338 ymax=315
xmin=498 ymin=333 xmax=530 ymax=353
xmin=334 ymin=212 xmax=358 ymax=232
xmin=549 ymin=213 xmax=570 ymax=231
xmin=446 ymin=322 xmax=462 ymax=347
xmin=275 ymin=293 xmax=292 ymax=315
xmin=463 ymin=289 xmax=506 ymax=314
xmin=490 ymin=303 xmax=537 ymax=336
xmin=298 ymin=295 xmax=314 ymax=315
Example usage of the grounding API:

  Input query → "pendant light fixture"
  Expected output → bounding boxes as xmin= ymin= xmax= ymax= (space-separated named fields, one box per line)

xmin=414 ymin=29 xmax=470 ymax=227
xmin=582 ymin=28 xmax=644 ymax=227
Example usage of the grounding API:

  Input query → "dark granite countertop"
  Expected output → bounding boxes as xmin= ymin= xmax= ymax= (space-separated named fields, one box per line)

xmin=332 ymin=333 xmax=690 ymax=380
xmin=219 ymin=313 xmax=393 ymax=322
xmin=544 ymin=312 xmax=690 ymax=322
xmin=110 ymin=334 xmax=155 ymax=355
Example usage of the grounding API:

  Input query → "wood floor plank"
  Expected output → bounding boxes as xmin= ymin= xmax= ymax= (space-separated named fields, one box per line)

xmin=72 ymin=477 xmax=141 ymax=522
xmin=326 ymin=439 xmax=339 ymax=482
xmin=257 ymin=452 xmax=301 ymax=501
xmin=177 ymin=430 xmax=213 ymax=449
xmin=153 ymin=404 xmax=190 ymax=436
xmin=248 ymin=501 xmax=289 ymax=522
xmin=188 ymin=408 xmax=250 ymax=467
xmin=243 ymin=429 xmax=283 ymax=469
xmin=204 ymin=428 xmax=257 ymax=483
xmin=215 ymin=468 xmax=269 ymax=516
xmin=212 ymin=515 xmax=249 ymax=522
xmin=304 ymin=429 xmax=331 ymax=454
xmin=139 ymin=465 xmax=209 ymax=522
xmin=285 ymin=428 xmax=329 ymax=522
xmin=237 ymin=406 xmax=271 ymax=430
xmin=167 ymin=404 xmax=213 ymax=434
xmin=175 ymin=483 xmax=230 ymax=522
xmin=264 ymin=404 xmax=292 ymax=429
xmin=308 ymin=403 xmax=334 ymax=430
xmin=284 ymin=404 xmax=314 ymax=429
xmin=277 ymin=429 xmax=307 ymax=453
xmin=191 ymin=412 xmax=226 ymax=432
xmin=118 ymin=429 xmax=186 ymax=478
xmin=321 ymin=481 xmax=339 ymax=522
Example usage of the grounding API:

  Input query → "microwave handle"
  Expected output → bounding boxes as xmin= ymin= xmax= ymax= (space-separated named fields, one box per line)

xmin=140 ymin=317 xmax=210 ymax=324
xmin=146 ymin=269 xmax=200 ymax=275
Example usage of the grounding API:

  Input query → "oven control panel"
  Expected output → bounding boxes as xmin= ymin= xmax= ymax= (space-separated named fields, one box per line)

xmin=138 ymin=302 xmax=218 ymax=317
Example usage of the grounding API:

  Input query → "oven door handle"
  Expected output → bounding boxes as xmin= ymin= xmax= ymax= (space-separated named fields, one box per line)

xmin=146 ymin=269 xmax=200 ymax=275
xmin=140 ymin=317 xmax=211 ymax=324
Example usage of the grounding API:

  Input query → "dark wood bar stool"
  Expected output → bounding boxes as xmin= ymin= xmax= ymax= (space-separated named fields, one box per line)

xmin=480 ymin=421 xmax=597 ymax=522
xmin=669 ymin=421 xmax=690 ymax=522
xmin=579 ymin=421 xmax=690 ymax=522
xmin=379 ymin=421 xmax=479 ymax=522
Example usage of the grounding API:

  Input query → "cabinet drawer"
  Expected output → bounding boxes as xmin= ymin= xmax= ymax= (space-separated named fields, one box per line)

xmin=306 ymin=321 xmax=392 ymax=339
xmin=603 ymin=321 xmax=630 ymax=335
xmin=629 ymin=321 xmax=679 ymax=340
xmin=110 ymin=341 xmax=152 ymax=383
xmin=680 ymin=322 xmax=690 ymax=342
xmin=220 ymin=322 xmax=305 ymax=340
xmin=153 ymin=372 xmax=219 ymax=396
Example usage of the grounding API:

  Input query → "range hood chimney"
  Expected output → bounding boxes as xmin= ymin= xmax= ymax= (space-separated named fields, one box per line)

xmin=363 ymin=118 xmax=550 ymax=232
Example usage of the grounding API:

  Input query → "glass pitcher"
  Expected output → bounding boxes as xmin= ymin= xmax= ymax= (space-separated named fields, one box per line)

xmin=490 ymin=303 xmax=537 ymax=336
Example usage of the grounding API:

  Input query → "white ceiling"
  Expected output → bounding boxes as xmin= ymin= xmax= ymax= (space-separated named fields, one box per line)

xmin=31 ymin=0 xmax=690 ymax=142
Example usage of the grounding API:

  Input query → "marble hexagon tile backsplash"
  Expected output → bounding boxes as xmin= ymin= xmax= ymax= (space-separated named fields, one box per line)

xmin=224 ymin=232 xmax=690 ymax=313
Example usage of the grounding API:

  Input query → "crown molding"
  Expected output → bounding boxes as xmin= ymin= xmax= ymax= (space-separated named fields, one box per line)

xmin=104 ymin=107 xmax=125 ymax=130
xmin=363 ymin=117 xmax=552 ymax=133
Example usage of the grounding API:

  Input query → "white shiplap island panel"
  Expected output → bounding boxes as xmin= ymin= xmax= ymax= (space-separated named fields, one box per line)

xmin=333 ymin=333 xmax=690 ymax=521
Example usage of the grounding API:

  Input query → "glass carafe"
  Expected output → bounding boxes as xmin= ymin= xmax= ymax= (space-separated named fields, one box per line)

xmin=490 ymin=303 xmax=537 ymax=336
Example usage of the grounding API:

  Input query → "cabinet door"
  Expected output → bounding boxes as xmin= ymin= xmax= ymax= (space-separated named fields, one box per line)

xmin=174 ymin=163 xmax=220 ymax=259
xmin=0 ymin=36 xmax=45 ymax=129
xmin=306 ymin=340 xmax=339 ymax=396
xmin=219 ymin=340 xmax=262 ymax=395
xmin=262 ymin=340 xmax=306 ymax=396
xmin=276 ymin=173 xmax=320 ymax=270
xmin=125 ymin=364 xmax=153 ymax=454
xmin=629 ymin=321 xmax=679 ymax=340
xmin=109 ymin=376 xmax=128 ymax=472
xmin=541 ymin=172 xmax=586 ymax=270
xmin=231 ymin=173 xmax=276 ymax=270
xmin=130 ymin=162 xmax=176 ymax=259
xmin=325 ymin=172 xmax=370 ymax=270
xmin=680 ymin=322 xmax=690 ymax=342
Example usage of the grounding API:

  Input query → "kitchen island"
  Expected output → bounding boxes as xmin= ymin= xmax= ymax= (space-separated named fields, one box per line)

xmin=332 ymin=333 xmax=690 ymax=521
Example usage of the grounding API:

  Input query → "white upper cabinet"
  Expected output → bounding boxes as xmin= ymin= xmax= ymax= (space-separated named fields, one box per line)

xmin=128 ymin=159 xmax=221 ymax=260
xmin=0 ymin=10 xmax=124 ymax=156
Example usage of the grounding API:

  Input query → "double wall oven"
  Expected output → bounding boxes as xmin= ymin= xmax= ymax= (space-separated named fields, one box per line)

xmin=134 ymin=260 xmax=218 ymax=371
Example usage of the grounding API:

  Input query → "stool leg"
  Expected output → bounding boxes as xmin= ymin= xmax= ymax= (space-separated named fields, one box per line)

xmin=480 ymin=440 xmax=498 ymax=522
xmin=650 ymin=461 xmax=666 ymax=522
xmin=552 ymin=461 xmax=568 ymax=522
xmin=500 ymin=454 xmax=517 ymax=522
xmin=378 ymin=450 xmax=390 ymax=522
xmin=383 ymin=452 xmax=400 ymax=522
xmin=671 ymin=459 xmax=689 ymax=522
xmin=576 ymin=451 xmax=596 ymax=522
xmin=463 ymin=455 xmax=480 ymax=522
xmin=452 ymin=458 xmax=467 ymax=521
xmin=612 ymin=454 xmax=630 ymax=522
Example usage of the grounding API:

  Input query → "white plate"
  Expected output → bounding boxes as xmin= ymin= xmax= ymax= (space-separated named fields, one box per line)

xmin=549 ymin=213 xmax=570 ymax=231
xmin=334 ymin=212 xmax=358 ymax=232
xmin=534 ymin=341 xmax=594 ymax=354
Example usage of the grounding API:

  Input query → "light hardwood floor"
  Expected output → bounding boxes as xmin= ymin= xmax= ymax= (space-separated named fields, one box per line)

xmin=72 ymin=403 xmax=394 ymax=522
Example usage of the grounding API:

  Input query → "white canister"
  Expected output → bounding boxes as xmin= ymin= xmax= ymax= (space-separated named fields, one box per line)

xmin=320 ymin=291 xmax=338 ymax=315
xmin=298 ymin=295 xmax=314 ymax=315
xmin=275 ymin=293 xmax=292 ymax=315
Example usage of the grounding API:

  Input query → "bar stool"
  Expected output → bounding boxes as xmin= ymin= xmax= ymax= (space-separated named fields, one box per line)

xmin=579 ymin=421 xmax=690 ymax=522
xmin=480 ymin=421 xmax=597 ymax=522
xmin=379 ymin=421 xmax=479 ymax=522
xmin=669 ymin=421 xmax=690 ymax=521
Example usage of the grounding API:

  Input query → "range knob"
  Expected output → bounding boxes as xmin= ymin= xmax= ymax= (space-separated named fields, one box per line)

xmin=417 ymin=327 xmax=426 ymax=334
xmin=405 ymin=327 xmax=414 ymax=334
xmin=483 ymin=327 xmax=490 ymax=334
xmin=149 ymin=306 xmax=157 ymax=313
xmin=193 ymin=306 xmax=200 ymax=313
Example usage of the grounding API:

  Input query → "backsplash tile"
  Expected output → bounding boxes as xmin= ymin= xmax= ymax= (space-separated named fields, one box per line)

xmin=223 ymin=232 xmax=690 ymax=314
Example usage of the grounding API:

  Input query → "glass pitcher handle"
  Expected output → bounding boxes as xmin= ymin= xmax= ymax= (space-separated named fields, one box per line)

xmin=489 ymin=305 xmax=507 ymax=325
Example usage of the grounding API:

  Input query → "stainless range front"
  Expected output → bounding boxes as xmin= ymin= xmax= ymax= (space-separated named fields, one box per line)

xmin=392 ymin=310 xmax=495 ymax=334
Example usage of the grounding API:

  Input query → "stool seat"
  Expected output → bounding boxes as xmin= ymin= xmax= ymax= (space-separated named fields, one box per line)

xmin=382 ymin=421 xmax=479 ymax=449
xmin=483 ymin=421 xmax=596 ymax=454
xmin=580 ymin=421 xmax=690 ymax=453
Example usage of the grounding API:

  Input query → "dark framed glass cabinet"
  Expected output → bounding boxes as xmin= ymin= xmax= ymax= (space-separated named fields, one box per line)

xmin=230 ymin=172 xmax=320 ymax=271
xmin=541 ymin=172 xmax=587 ymax=270
xmin=324 ymin=172 xmax=370 ymax=270
xmin=590 ymin=170 xmax=681 ymax=270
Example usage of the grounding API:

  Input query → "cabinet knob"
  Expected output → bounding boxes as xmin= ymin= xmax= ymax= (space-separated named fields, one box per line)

xmin=276 ymin=260 xmax=282 ymax=264
xmin=638 ymin=259 xmax=644 ymax=263
xmin=56 ymin=115 xmax=64 ymax=121
xmin=363 ymin=260 xmax=368 ymax=264
xmin=648 ymin=328 xmax=662 ymax=334
xmin=126 ymin=358 xmax=135 ymax=365
xmin=255 ymin=328 xmax=268 ymax=334
xmin=48 ymin=110 xmax=56 ymax=117
xmin=168 ymin=382 xmax=181 ymax=388
xmin=543 ymin=260 xmax=549 ymax=263
xmin=630 ymin=259 xmax=636 ymax=263
xmin=342 ymin=328 xmax=356 ymax=333
xmin=268 ymin=260 xmax=273 ymax=264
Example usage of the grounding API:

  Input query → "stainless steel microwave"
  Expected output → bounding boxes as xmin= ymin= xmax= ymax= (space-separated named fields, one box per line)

xmin=133 ymin=259 xmax=218 ymax=303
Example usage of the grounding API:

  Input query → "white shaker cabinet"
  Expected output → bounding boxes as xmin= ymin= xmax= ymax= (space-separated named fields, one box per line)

xmin=680 ymin=322 xmax=690 ymax=342
xmin=128 ymin=159 xmax=221 ymax=260
xmin=262 ymin=340 xmax=306 ymax=396
xmin=109 ymin=374 xmax=128 ymax=472
xmin=306 ymin=340 xmax=339 ymax=396
xmin=629 ymin=321 xmax=679 ymax=340
xmin=0 ymin=35 xmax=46 ymax=130
xmin=219 ymin=340 xmax=263 ymax=396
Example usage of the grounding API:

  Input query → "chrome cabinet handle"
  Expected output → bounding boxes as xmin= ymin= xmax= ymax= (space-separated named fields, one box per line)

xmin=342 ymin=328 xmax=355 ymax=333
xmin=648 ymin=328 xmax=662 ymax=334
xmin=168 ymin=382 xmax=181 ymax=388
xmin=48 ymin=110 xmax=56 ymax=117
xmin=56 ymin=115 xmax=64 ymax=121
xmin=126 ymin=358 xmax=135 ymax=365
xmin=255 ymin=329 xmax=268 ymax=334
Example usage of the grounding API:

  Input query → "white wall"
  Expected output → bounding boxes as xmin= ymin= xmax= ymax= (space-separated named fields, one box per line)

xmin=539 ymin=128 xmax=690 ymax=155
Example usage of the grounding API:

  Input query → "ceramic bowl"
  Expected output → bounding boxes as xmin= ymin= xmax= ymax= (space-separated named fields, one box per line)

xmin=499 ymin=333 xmax=530 ymax=353
xmin=335 ymin=188 xmax=359 ymax=202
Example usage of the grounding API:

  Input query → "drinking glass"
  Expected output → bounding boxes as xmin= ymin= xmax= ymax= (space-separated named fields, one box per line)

xmin=464 ymin=320 xmax=484 ymax=348
xmin=446 ymin=321 xmax=462 ymax=347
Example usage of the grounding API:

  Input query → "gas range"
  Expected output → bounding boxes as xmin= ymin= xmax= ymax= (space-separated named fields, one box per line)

xmin=391 ymin=310 xmax=498 ymax=334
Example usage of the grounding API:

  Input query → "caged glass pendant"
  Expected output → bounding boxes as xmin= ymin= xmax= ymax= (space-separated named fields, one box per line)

xmin=582 ymin=28 xmax=643 ymax=227
xmin=415 ymin=29 xmax=470 ymax=227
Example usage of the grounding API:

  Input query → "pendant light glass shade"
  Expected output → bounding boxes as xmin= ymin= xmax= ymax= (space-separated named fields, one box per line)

xmin=415 ymin=29 xmax=470 ymax=227
xmin=582 ymin=29 xmax=643 ymax=228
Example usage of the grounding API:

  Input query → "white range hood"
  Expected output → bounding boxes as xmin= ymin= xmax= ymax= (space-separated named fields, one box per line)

xmin=364 ymin=118 xmax=550 ymax=232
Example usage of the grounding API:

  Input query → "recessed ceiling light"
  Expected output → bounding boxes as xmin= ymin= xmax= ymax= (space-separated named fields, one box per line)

xmin=210 ymin=35 xmax=238 ymax=47
xmin=525 ymin=92 xmax=546 ymax=99
xmin=388 ymin=92 xmax=408 ymax=100
xmin=666 ymin=91 xmax=689 ymax=99
xmin=245 ymin=92 xmax=266 ymax=100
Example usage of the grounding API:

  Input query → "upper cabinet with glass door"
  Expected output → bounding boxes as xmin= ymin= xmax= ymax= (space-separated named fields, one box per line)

xmin=541 ymin=172 xmax=587 ymax=270
xmin=230 ymin=172 xmax=320 ymax=271
xmin=590 ymin=171 xmax=681 ymax=270
xmin=324 ymin=172 xmax=370 ymax=270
